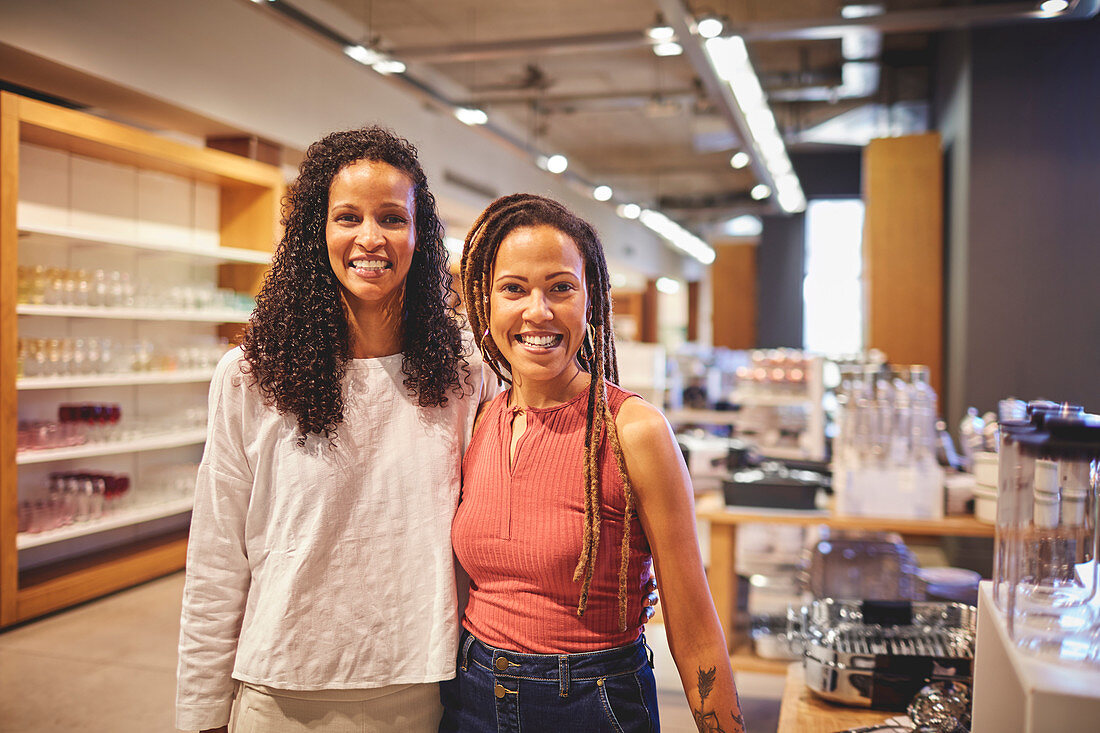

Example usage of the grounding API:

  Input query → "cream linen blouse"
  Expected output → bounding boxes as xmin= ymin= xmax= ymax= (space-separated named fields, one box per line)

xmin=175 ymin=340 xmax=495 ymax=731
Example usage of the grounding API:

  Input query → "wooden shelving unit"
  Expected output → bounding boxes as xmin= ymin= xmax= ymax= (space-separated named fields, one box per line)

xmin=0 ymin=91 xmax=283 ymax=627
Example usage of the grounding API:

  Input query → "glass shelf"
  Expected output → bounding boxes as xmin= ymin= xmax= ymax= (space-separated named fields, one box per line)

xmin=16 ymin=428 xmax=206 ymax=465
xmin=16 ymin=304 xmax=250 ymax=323
xmin=17 ymin=368 xmax=216 ymax=390
xmin=16 ymin=497 xmax=194 ymax=550
xmin=18 ymin=224 xmax=272 ymax=264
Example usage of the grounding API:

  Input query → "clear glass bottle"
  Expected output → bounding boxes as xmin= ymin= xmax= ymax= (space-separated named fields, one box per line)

xmin=993 ymin=419 xmax=1035 ymax=611
xmin=1008 ymin=416 xmax=1100 ymax=660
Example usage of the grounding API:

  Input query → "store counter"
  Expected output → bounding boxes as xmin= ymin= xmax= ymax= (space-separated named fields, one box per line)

xmin=698 ymin=504 xmax=995 ymax=664
xmin=776 ymin=663 xmax=895 ymax=733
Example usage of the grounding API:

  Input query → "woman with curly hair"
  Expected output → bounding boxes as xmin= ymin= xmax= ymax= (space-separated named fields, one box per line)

xmin=442 ymin=194 xmax=745 ymax=732
xmin=175 ymin=126 xmax=496 ymax=733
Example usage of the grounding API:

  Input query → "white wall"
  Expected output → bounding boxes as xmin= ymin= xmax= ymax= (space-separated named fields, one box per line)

xmin=0 ymin=0 xmax=694 ymax=279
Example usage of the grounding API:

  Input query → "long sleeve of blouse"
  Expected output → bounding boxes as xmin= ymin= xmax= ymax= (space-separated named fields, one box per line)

xmin=175 ymin=351 xmax=255 ymax=730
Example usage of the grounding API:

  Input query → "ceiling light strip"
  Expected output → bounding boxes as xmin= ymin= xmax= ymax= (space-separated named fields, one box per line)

xmin=653 ymin=0 xmax=805 ymax=214
xmin=704 ymin=35 xmax=806 ymax=213
xmin=638 ymin=209 xmax=716 ymax=265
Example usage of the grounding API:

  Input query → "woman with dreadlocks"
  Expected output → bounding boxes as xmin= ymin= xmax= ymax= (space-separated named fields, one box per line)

xmin=443 ymin=194 xmax=745 ymax=732
xmin=175 ymin=126 xmax=498 ymax=733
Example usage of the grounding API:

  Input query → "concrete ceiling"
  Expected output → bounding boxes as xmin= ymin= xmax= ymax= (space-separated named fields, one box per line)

xmin=306 ymin=0 xmax=945 ymax=226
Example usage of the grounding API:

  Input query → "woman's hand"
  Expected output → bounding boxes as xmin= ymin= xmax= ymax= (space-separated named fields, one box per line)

xmin=640 ymin=576 xmax=659 ymax=624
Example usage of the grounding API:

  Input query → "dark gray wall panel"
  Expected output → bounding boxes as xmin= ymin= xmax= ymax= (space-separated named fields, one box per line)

xmin=756 ymin=213 xmax=806 ymax=348
xmin=959 ymin=19 xmax=1100 ymax=419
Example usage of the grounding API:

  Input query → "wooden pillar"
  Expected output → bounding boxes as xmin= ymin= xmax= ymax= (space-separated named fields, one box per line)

xmin=641 ymin=279 xmax=659 ymax=343
xmin=0 ymin=93 xmax=20 ymax=626
xmin=863 ymin=133 xmax=944 ymax=396
xmin=611 ymin=291 xmax=644 ymax=342
xmin=711 ymin=242 xmax=757 ymax=350
xmin=687 ymin=280 xmax=701 ymax=343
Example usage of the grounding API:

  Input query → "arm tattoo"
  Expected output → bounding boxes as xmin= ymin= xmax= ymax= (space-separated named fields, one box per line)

xmin=692 ymin=666 xmax=725 ymax=733
xmin=690 ymin=666 xmax=747 ymax=733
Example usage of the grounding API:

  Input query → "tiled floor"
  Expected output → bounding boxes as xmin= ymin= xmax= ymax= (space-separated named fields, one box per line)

xmin=0 ymin=573 xmax=782 ymax=732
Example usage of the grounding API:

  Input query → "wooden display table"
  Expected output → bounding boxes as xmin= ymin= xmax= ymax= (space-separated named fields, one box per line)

xmin=698 ymin=505 xmax=995 ymax=668
xmin=778 ymin=663 xmax=895 ymax=733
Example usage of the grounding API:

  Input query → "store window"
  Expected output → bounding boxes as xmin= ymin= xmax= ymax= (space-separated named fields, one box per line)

xmin=802 ymin=199 xmax=864 ymax=354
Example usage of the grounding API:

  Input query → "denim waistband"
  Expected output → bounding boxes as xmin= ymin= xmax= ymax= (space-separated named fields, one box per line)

xmin=459 ymin=629 xmax=652 ymax=698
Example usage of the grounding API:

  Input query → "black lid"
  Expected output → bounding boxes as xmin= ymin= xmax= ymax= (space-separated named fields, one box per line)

xmin=1016 ymin=415 xmax=1100 ymax=459
xmin=1046 ymin=414 xmax=1100 ymax=441
xmin=1029 ymin=403 xmax=1085 ymax=429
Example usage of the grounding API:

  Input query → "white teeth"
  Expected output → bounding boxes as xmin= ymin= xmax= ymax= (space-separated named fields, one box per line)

xmin=518 ymin=334 xmax=561 ymax=347
xmin=351 ymin=260 xmax=391 ymax=271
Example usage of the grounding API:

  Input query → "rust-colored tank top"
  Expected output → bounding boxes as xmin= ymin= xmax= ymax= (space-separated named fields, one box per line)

xmin=452 ymin=382 xmax=653 ymax=653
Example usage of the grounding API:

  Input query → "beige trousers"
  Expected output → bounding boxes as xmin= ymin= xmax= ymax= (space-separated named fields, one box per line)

xmin=228 ymin=681 xmax=443 ymax=733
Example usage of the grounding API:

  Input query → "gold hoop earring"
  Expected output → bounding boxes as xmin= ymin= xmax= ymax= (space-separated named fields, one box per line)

xmin=582 ymin=322 xmax=596 ymax=362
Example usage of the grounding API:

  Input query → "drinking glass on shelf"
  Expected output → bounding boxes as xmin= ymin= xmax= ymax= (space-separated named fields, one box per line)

xmin=16 ymin=338 xmax=27 ymax=379
xmin=28 ymin=265 xmax=45 ymax=304
xmin=58 ymin=338 xmax=74 ymax=377
xmin=17 ymin=266 xmax=31 ymax=304
xmin=45 ymin=338 xmax=62 ymax=377
xmin=108 ymin=270 xmax=124 ymax=308
xmin=99 ymin=338 xmax=117 ymax=374
xmin=17 ymin=501 xmax=33 ymax=533
xmin=106 ymin=404 xmax=122 ymax=440
xmin=73 ymin=269 xmax=90 ymax=307
xmin=61 ymin=268 xmax=77 ymax=306
xmin=90 ymin=269 xmax=109 ymax=307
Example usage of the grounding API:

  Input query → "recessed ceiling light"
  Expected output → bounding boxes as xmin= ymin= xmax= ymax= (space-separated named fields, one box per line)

xmin=656 ymin=277 xmax=681 ymax=295
xmin=454 ymin=107 xmax=488 ymax=125
xmin=372 ymin=58 xmax=406 ymax=75
xmin=723 ymin=214 xmax=762 ymax=237
xmin=696 ymin=16 xmax=725 ymax=39
xmin=653 ymin=41 xmax=683 ymax=57
xmin=344 ymin=45 xmax=384 ymax=66
xmin=647 ymin=14 xmax=675 ymax=41
xmin=730 ymin=151 xmax=751 ymax=169
xmin=751 ymin=184 xmax=771 ymax=200
xmin=1039 ymin=0 xmax=1068 ymax=12
xmin=617 ymin=203 xmax=641 ymax=220
xmin=593 ymin=185 xmax=613 ymax=202
xmin=546 ymin=154 xmax=568 ymax=174
xmin=840 ymin=4 xmax=885 ymax=19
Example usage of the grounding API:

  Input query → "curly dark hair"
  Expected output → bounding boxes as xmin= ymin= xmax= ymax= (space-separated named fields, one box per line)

xmin=242 ymin=126 xmax=467 ymax=444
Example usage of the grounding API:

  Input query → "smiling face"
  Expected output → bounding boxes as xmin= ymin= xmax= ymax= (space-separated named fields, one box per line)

xmin=489 ymin=224 xmax=589 ymax=391
xmin=325 ymin=159 xmax=416 ymax=312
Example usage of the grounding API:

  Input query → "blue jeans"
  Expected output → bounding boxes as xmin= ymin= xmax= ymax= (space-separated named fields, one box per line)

xmin=439 ymin=629 xmax=660 ymax=733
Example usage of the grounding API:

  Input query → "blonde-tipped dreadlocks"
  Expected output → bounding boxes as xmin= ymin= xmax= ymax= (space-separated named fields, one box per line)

xmin=461 ymin=193 xmax=637 ymax=631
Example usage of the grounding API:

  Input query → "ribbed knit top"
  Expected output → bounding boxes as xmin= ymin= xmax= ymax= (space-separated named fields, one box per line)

xmin=453 ymin=382 xmax=653 ymax=654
